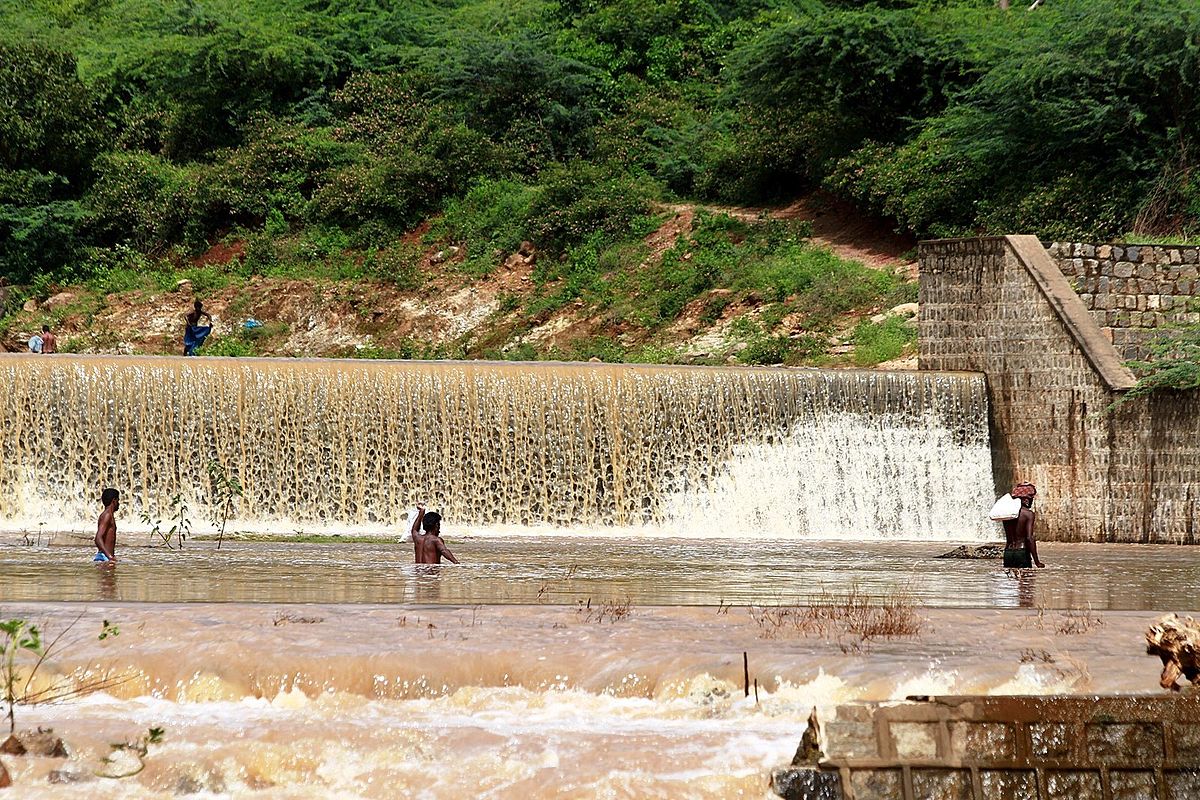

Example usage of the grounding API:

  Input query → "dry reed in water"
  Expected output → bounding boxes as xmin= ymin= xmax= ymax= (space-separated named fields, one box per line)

xmin=748 ymin=585 xmax=922 ymax=650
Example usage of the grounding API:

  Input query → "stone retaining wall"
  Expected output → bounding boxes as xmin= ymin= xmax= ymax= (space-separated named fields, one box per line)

xmin=772 ymin=695 xmax=1200 ymax=800
xmin=1047 ymin=242 xmax=1200 ymax=362
xmin=919 ymin=235 xmax=1200 ymax=543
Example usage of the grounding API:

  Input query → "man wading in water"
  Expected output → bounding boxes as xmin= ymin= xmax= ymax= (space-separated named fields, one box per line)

xmin=94 ymin=488 xmax=120 ymax=563
xmin=409 ymin=504 xmax=460 ymax=565
xmin=1003 ymin=482 xmax=1044 ymax=569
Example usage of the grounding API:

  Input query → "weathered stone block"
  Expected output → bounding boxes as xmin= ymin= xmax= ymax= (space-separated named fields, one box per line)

xmin=913 ymin=769 xmax=973 ymax=800
xmin=1168 ymin=723 xmax=1200 ymax=763
xmin=1137 ymin=263 xmax=1156 ymax=279
xmin=850 ymin=769 xmax=903 ymax=800
xmin=1031 ymin=723 xmax=1076 ymax=759
xmin=1114 ymin=262 xmax=1135 ymax=278
xmin=980 ymin=770 xmax=1037 ymax=800
xmin=826 ymin=721 xmax=879 ymax=759
xmin=1044 ymin=770 xmax=1102 ymax=800
xmin=1109 ymin=770 xmax=1159 ymax=800
xmin=771 ymin=767 xmax=842 ymax=800
xmin=835 ymin=704 xmax=874 ymax=723
xmin=951 ymin=722 xmax=1015 ymax=762
xmin=891 ymin=722 xmax=939 ymax=760
xmin=1165 ymin=770 xmax=1200 ymax=800
xmin=1127 ymin=246 xmax=1141 ymax=262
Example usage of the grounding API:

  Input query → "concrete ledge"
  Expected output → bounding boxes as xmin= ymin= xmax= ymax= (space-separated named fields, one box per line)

xmin=1005 ymin=235 xmax=1137 ymax=392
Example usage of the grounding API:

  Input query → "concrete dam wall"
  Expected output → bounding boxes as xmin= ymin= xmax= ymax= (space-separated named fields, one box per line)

xmin=920 ymin=235 xmax=1200 ymax=544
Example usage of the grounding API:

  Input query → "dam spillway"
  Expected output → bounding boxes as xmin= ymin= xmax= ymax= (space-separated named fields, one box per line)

xmin=0 ymin=355 xmax=993 ymax=539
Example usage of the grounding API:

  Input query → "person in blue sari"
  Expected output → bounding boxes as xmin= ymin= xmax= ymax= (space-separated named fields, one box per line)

xmin=183 ymin=300 xmax=213 ymax=356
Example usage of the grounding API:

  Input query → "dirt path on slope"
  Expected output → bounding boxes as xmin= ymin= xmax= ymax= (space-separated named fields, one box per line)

xmin=666 ymin=191 xmax=917 ymax=274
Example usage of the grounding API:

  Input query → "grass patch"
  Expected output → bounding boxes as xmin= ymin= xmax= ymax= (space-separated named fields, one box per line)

xmin=851 ymin=315 xmax=916 ymax=366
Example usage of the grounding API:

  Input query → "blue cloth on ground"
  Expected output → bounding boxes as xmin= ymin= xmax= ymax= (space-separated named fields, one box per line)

xmin=243 ymin=318 xmax=263 ymax=329
xmin=184 ymin=325 xmax=212 ymax=356
xmin=28 ymin=335 xmax=43 ymax=353
xmin=93 ymin=551 xmax=110 ymax=562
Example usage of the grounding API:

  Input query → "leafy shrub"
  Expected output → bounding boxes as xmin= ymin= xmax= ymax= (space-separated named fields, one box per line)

xmin=192 ymin=119 xmax=351 ymax=239
xmin=525 ymin=161 xmax=659 ymax=256
xmin=85 ymin=152 xmax=194 ymax=249
xmin=364 ymin=245 xmax=424 ymax=289
xmin=438 ymin=178 xmax=536 ymax=252
xmin=737 ymin=334 xmax=794 ymax=365
xmin=311 ymin=80 xmax=496 ymax=230
xmin=204 ymin=333 xmax=258 ymax=358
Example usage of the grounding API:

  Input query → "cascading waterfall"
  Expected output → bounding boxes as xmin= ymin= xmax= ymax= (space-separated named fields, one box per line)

xmin=0 ymin=355 xmax=993 ymax=538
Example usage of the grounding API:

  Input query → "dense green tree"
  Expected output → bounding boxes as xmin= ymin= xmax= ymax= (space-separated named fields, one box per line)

xmin=2 ymin=0 xmax=1200 ymax=284
xmin=0 ymin=42 xmax=100 ymax=179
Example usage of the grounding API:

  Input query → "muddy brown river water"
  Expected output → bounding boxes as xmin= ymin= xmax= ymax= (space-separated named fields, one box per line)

xmin=0 ymin=538 xmax=1194 ymax=797
xmin=1 ymin=536 xmax=1197 ymax=609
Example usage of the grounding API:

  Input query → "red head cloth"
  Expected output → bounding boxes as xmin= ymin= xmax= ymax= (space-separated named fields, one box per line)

xmin=1011 ymin=483 xmax=1037 ymax=500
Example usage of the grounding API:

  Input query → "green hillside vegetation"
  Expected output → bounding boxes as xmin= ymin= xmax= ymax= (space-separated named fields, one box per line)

xmin=1 ymin=0 xmax=1198 ymax=363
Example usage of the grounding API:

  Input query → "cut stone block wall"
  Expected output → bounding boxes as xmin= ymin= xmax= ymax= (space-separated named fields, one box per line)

xmin=1047 ymin=242 xmax=1200 ymax=362
xmin=919 ymin=235 xmax=1200 ymax=543
xmin=773 ymin=695 xmax=1200 ymax=800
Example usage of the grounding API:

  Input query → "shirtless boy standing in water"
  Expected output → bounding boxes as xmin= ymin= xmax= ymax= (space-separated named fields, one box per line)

xmin=409 ymin=505 xmax=460 ymax=565
xmin=95 ymin=488 xmax=120 ymax=563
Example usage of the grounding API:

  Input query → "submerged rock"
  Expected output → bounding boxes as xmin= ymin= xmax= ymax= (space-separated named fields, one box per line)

xmin=771 ymin=767 xmax=842 ymax=800
xmin=47 ymin=767 xmax=94 ymax=785
xmin=936 ymin=543 xmax=1004 ymax=560
xmin=165 ymin=762 xmax=227 ymax=795
xmin=1 ymin=729 xmax=70 ymax=758
xmin=0 ymin=759 xmax=10 ymax=788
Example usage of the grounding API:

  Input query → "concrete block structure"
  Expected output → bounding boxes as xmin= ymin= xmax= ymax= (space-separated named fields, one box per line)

xmin=772 ymin=695 xmax=1200 ymax=800
xmin=918 ymin=236 xmax=1200 ymax=543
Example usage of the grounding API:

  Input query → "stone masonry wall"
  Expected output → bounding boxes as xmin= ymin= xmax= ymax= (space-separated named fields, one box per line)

xmin=1048 ymin=242 xmax=1200 ymax=362
xmin=920 ymin=236 xmax=1200 ymax=544
xmin=772 ymin=695 xmax=1200 ymax=800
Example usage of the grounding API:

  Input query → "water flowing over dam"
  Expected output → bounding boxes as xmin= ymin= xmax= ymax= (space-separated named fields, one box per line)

xmin=0 ymin=355 xmax=993 ymax=539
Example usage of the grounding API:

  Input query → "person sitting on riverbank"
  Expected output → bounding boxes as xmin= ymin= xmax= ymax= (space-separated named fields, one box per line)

xmin=183 ymin=300 xmax=213 ymax=356
xmin=40 ymin=325 xmax=56 ymax=353
xmin=408 ymin=505 xmax=460 ymax=565
xmin=1002 ymin=482 xmax=1044 ymax=569
xmin=95 ymin=488 xmax=120 ymax=563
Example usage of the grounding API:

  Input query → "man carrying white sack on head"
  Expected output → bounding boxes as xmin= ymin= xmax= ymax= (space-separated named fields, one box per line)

xmin=1002 ymin=482 xmax=1045 ymax=570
